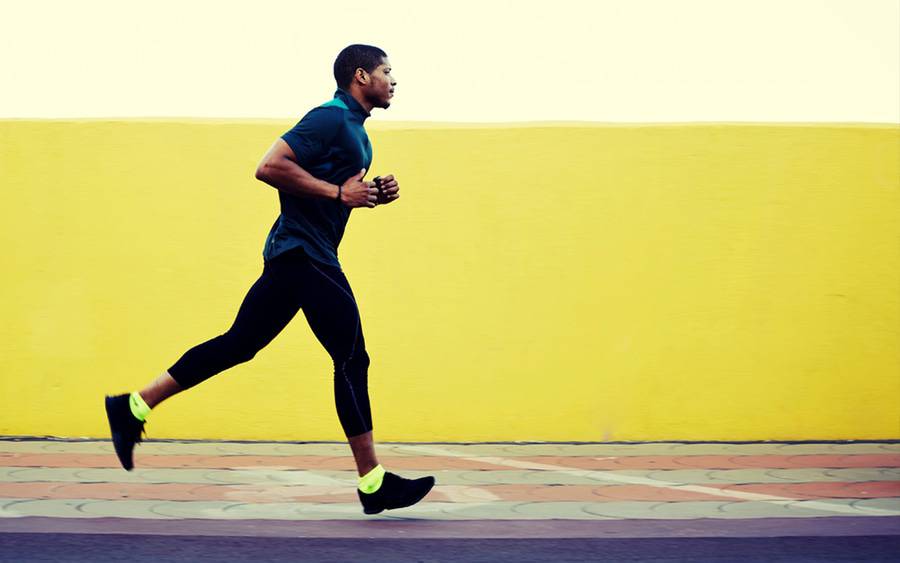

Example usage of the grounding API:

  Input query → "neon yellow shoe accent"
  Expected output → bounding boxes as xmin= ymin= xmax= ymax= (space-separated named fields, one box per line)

xmin=129 ymin=392 xmax=151 ymax=422
xmin=358 ymin=464 xmax=386 ymax=494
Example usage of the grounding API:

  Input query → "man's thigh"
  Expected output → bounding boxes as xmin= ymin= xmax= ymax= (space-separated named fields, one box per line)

xmin=296 ymin=260 xmax=366 ymax=360
xmin=228 ymin=256 xmax=304 ymax=346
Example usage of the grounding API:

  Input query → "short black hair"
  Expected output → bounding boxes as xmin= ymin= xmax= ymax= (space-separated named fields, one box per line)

xmin=333 ymin=44 xmax=388 ymax=90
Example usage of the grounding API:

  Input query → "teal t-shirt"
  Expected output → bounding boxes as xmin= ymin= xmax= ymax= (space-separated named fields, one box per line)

xmin=263 ymin=88 xmax=374 ymax=267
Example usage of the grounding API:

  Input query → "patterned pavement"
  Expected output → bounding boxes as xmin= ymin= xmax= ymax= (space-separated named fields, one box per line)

xmin=0 ymin=439 xmax=898 ymax=536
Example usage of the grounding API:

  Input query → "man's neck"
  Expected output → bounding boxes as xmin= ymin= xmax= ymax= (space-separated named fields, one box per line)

xmin=346 ymin=87 xmax=373 ymax=115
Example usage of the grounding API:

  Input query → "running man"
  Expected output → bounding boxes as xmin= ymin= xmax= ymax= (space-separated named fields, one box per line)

xmin=104 ymin=44 xmax=435 ymax=515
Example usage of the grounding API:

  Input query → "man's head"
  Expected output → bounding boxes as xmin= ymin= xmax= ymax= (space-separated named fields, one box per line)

xmin=333 ymin=44 xmax=396 ymax=110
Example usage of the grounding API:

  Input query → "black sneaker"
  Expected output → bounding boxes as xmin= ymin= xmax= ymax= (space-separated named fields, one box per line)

xmin=104 ymin=394 xmax=145 ymax=471
xmin=357 ymin=472 xmax=436 ymax=515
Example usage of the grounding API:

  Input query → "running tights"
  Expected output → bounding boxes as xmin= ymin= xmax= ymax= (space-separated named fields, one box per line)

xmin=167 ymin=246 xmax=372 ymax=437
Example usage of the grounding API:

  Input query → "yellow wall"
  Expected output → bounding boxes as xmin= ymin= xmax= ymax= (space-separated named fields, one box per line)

xmin=1 ymin=120 xmax=898 ymax=441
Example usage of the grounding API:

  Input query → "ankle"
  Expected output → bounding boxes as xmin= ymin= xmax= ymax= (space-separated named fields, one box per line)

xmin=347 ymin=431 xmax=379 ymax=477
xmin=356 ymin=462 xmax=379 ymax=477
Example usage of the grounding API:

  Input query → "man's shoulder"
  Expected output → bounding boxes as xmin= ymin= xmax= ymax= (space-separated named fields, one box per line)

xmin=293 ymin=102 xmax=346 ymax=129
xmin=318 ymin=98 xmax=349 ymax=111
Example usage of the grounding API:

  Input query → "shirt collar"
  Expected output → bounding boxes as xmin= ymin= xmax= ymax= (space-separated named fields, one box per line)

xmin=335 ymin=88 xmax=370 ymax=120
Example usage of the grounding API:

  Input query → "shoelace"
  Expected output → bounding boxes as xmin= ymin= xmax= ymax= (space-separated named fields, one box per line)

xmin=133 ymin=421 xmax=147 ymax=443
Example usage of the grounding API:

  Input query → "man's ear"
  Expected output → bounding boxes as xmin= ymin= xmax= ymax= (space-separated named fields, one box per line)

xmin=354 ymin=68 xmax=369 ymax=85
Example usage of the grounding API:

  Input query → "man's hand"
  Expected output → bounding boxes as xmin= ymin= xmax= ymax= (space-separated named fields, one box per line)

xmin=374 ymin=174 xmax=400 ymax=205
xmin=340 ymin=169 xmax=379 ymax=208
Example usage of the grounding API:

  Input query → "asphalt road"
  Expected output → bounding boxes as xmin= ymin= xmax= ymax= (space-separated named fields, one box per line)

xmin=2 ymin=533 xmax=899 ymax=562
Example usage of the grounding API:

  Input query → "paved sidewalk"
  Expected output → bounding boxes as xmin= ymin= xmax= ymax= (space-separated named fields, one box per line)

xmin=1 ymin=439 xmax=898 ymax=561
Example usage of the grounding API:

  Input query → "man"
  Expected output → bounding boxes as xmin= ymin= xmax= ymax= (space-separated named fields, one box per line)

xmin=104 ymin=44 xmax=435 ymax=515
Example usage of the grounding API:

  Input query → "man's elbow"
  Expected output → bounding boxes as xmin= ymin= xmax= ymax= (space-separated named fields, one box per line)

xmin=255 ymin=163 xmax=272 ymax=183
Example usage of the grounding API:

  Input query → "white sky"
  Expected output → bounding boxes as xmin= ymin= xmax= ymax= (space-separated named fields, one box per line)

xmin=1 ymin=0 xmax=898 ymax=122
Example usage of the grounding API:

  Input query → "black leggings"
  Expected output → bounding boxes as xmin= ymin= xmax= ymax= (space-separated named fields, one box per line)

xmin=167 ymin=246 xmax=372 ymax=437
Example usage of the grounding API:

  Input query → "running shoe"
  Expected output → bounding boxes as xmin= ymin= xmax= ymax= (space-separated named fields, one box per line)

xmin=357 ymin=472 xmax=436 ymax=514
xmin=104 ymin=394 xmax=145 ymax=471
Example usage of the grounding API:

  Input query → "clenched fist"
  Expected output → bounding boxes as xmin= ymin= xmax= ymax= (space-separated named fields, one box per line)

xmin=374 ymin=174 xmax=400 ymax=205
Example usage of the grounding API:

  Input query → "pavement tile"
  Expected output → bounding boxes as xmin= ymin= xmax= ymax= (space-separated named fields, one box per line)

xmin=0 ymin=482 xmax=739 ymax=503
xmin=639 ymin=469 xmax=721 ymax=484
xmin=436 ymin=501 xmax=572 ymax=520
xmin=782 ymin=498 xmax=900 ymax=516
xmin=0 ymin=453 xmax=114 ymax=468
xmin=521 ymin=484 xmax=718 ymax=502
xmin=151 ymin=500 xmax=303 ymax=520
xmin=0 ymin=497 xmax=878 ymax=522
xmin=716 ymin=500 xmax=854 ymax=518
xmin=831 ymin=443 xmax=900 ymax=454
xmin=716 ymin=469 xmax=826 ymax=483
xmin=214 ymin=484 xmax=358 ymax=503
xmin=3 ymin=466 xmax=898 ymax=487
xmin=714 ymin=481 xmax=900 ymax=500
xmin=716 ymin=468 xmax=892 ymax=483
xmin=5 ymin=452 xmax=898 ymax=471
xmin=772 ymin=444 xmax=877 ymax=455
xmin=0 ymin=498 xmax=98 ymax=518
xmin=641 ymin=468 xmax=898 ymax=484
xmin=512 ymin=456 xmax=726 ymax=470
xmin=502 ymin=470 xmax=630 ymax=486
xmin=401 ymin=444 xmax=686 ymax=457
xmin=17 ymin=481 xmax=896 ymax=503
xmin=849 ymin=498 xmax=900 ymax=511
xmin=829 ymin=468 xmax=900 ymax=481
xmin=0 ymin=454 xmax=361 ymax=470
xmin=509 ymin=501 xmax=614 ymax=519
xmin=0 ymin=442 xmax=113 ymax=455
xmin=833 ymin=481 xmax=900 ymax=498
xmin=785 ymin=455 xmax=900 ymax=468
xmin=0 ymin=467 xmax=349 ymax=486
xmin=200 ymin=469 xmax=351 ymax=486
xmin=147 ymin=443 xmax=307 ymax=456
xmin=684 ymin=455 xmax=899 ymax=470
xmin=8 ymin=499 xmax=549 ymax=521
xmin=77 ymin=499 xmax=182 ymax=519
xmin=0 ymin=483 xmax=62 ymax=499
xmin=591 ymin=485 xmax=728 ymax=502
xmin=581 ymin=501 xmax=726 ymax=520
xmin=665 ymin=444 xmax=781 ymax=456
xmin=650 ymin=501 xmax=755 ymax=520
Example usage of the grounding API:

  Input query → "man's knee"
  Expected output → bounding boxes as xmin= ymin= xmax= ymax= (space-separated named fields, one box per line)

xmin=337 ymin=350 xmax=370 ymax=380
xmin=233 ymin=347 xmax=258 ymax=364
xmin=219 ymin=332 xmax=263 ymax=364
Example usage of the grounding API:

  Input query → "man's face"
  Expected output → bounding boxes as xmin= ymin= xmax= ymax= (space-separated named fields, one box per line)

xmin=363 ymin=57 xmax=396 ymax=109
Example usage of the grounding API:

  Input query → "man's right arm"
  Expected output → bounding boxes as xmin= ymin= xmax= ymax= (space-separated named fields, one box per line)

xmin=254 ymin=139 xmax=377 ymax=208
xmin=255 ymin=138 xmax=340 ymax=199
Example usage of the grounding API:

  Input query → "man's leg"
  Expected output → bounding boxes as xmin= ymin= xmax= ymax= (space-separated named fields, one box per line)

xmin=165 ymin=259 xmax=302 ymax=391
xmin=347 ymin=430 xmax=379 ymax=477
xmin=105 ymin=256 xmax=303 ymax=470
xmin=297 ymin=259 xmax=375 ymax=472
xmin=138 ymin=371 xmax=182 ymax=408
xmin=298 ymin=258 xmax=434 ymax=513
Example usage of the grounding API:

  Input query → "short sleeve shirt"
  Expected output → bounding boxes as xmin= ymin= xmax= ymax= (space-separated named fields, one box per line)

xmin=262 ymin=88 xmax=373 ymax=267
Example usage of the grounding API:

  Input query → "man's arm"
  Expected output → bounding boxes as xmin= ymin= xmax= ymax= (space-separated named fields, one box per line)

xmin=255 ymin=139 xmax=377 ymax=208
xmin=255 ymin=138 xmax=339 ymax=199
